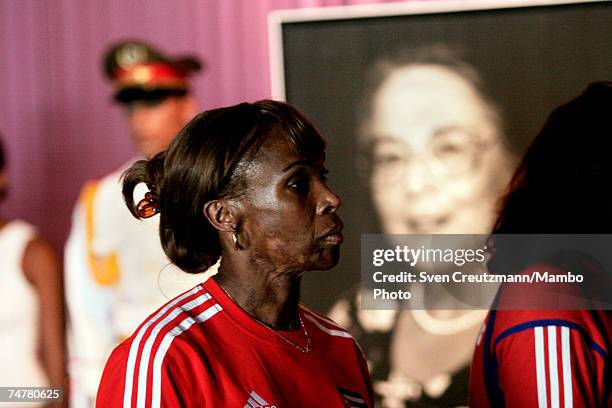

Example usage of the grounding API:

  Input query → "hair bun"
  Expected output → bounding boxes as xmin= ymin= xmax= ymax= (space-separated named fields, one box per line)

xmin=136 ymin=192 xmax=160 ymax=218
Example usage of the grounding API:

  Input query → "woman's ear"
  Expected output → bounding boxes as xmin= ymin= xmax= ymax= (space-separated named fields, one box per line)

xmin=203 ymin=199 xmax=236 ymax=232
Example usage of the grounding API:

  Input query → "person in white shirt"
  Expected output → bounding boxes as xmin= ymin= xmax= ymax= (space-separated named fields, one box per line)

xmin=64 ymin=41 xmax=210 ymax=407
xmin=0 ymin=135 xmax=67 ymax=407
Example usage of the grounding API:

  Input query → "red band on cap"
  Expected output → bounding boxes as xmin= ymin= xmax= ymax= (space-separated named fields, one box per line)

xmin=114 ymin=63 xmax=188 ymax=89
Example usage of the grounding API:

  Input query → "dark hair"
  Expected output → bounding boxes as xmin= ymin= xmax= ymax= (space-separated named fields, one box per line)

xmin=122 ymin=100 xmax=326 ymax=274
xmin=357 ymin=44 xmax=506 ymax=149
xmin=492 ymin=82 xmax=612 ymax=235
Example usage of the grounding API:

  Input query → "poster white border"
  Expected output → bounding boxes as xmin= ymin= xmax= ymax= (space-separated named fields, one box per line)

xmin=268 ymin=0 xmax=606 ymax=100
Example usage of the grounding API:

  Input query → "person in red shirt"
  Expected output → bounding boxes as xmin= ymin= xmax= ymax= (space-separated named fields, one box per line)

xmin=97 ymin=100 xmax=373 ymax=407
xmin=470 ymin=82 xmax=612 ymax=407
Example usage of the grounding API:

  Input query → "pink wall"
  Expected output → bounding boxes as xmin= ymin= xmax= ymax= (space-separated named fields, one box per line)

xmin=0 ymin=0 xmax=401 ymax=250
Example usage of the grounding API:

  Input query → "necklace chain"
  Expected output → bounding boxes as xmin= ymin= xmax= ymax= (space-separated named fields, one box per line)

xmin=216 ymin=279 xmax=312 ymax=353
xmin=273 ymin=313 xmax=312 ymax=353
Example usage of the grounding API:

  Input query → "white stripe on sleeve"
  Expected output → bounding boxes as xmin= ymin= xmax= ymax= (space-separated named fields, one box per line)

xmin=303 ymin=312 xmax=352 ymax=338
xmin=123 ymin=286 xmax=202 ymax=408
xmin=548 ymin=326 xmax=560 ymax=408
xmin=150 ymin=304 xmax=222 ymax=408
xmin=137 ymin=293 xmax=212 ymax=408
xmin=561 ymin=326 xmax=573 ymax=408
xmin=534 ymin=326 xmax=548 ymax=408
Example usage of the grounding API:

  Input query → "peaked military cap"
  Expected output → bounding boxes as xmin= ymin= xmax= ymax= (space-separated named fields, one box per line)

xmin=103 ymin=41 xmax=202 ymax=103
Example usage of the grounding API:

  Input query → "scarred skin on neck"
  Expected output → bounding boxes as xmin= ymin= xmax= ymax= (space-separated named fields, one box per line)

xmin=214 ymin=258 xmax=302 ymax=331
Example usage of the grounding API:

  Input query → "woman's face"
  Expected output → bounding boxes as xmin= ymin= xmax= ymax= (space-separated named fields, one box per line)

xmin=365 ymin=65 xmax=511 ymax=235
xmin=236 ymin=128 xmax=343 ymax=274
